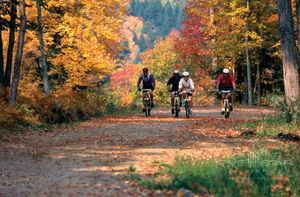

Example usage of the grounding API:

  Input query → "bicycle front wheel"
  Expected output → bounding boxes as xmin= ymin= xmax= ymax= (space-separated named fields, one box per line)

xmin=185 ymin=101 xmax=190 ymax=118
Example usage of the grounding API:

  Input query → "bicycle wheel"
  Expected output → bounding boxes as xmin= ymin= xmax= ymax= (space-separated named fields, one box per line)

xmin=224 ymin=101 xmax=230 ymax=118
xmin=185 ymin=100 xmax=190 ymax=118
xmin=175 ymin=99 xmax=179 ymax=118
xmin=144 ymin=100 xmax=149 ymax=117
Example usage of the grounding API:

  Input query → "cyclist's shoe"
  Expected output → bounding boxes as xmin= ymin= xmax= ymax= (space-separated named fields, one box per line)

xmin=230 ymin=105 xmax=233 ymax=111
xmin=190 ymin=109 xmax=194 ymax=116
xmin=171 ymin=108 xmax=175 ymax=114
xmin=221 ymin=108 xmax=225 ymax=115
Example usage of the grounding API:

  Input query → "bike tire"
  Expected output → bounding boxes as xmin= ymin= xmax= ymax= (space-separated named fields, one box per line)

xmin=145 ymin=108 xmax=148 ymax=117
xmin=185 ymin=101 xmax=190 ymax=118
xmin=224 ymin=102 xmax=230 ymax=119
xmin=147 ymin=108 xmax=151 ymax=117
xmin=175 ymin=104 xmax=179 ymax=117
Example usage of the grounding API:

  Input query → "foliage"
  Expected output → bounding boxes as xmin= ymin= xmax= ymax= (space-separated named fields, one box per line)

xmin=132 ymin=146 xmax=300 ymax=196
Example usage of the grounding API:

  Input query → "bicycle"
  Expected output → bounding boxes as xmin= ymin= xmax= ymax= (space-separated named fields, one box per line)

xmin=142 ymin=89 xmax=152 ymax=117
xmin=219 ymin=90 xmax=233 ymax=118
xmin=181 ymin=91 xmax=193 ymax=118
xmin=172 ymin=91 xmax=180 ymax=117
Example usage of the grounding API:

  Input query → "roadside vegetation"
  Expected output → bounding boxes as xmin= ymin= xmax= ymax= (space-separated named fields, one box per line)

xmin=130 ymin=145 xmax=300 ymax=196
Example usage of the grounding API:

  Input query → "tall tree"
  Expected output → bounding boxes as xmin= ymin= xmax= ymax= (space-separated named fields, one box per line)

xmin=10 ymin=0 xmax=26 ymax=106
xmin=36 ymin=0 xmax=50 ymax=95
xmin=0 ymin=17 xmax=4 ymax=85
xmin=276 ymin=0 xmax=300 ymax=105
xmin=296 ymin=0 xmax=300 ymax=65
xmin=4 ymin=0 xmax=17 ymax=87
xmin=245 ymin=0 xmax=252 ymax=106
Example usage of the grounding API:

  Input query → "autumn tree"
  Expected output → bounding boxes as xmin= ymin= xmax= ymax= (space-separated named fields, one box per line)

xmin=10 ymin=0 xmax=26 ymax=105
xmin=5 ymin=0 xmax=17 ymax=88
xmin=297 ymin=0 xmax=300 ymax=52
xmin=276 ymin=0 xmax=300 ymax=105
xmin=0 ymin=13 xmax=4 ymax=85
xmin=36 ymin=0 xmax=50 ymax=95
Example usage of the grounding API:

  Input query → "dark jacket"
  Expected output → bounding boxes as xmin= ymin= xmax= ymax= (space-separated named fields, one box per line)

xmin=167 ymin=75 xmax=182 ymax=91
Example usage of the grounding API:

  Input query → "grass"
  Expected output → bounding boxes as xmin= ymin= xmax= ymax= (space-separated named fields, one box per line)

xmin=243 ymin=115 xmax=300 ymax=138
xmin=131 ymin=145 xmax=300 ymax=196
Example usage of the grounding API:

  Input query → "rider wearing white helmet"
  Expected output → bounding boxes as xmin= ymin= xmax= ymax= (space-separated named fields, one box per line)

xmin=167 ymin=70 xmax=182 ymax=114
xmin=216 ymin=68 xmax=236 ymax=113
xmin=179 ymin=71 xmax=195 ymax=114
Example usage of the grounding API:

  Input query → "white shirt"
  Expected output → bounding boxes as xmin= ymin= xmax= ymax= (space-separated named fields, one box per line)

xmin=179 ymin=78 xmax=195 ymax=91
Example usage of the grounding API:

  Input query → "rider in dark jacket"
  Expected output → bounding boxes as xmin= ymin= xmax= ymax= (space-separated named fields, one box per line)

xmin=167 ymin=70 xmax=182 ymax=114
xmin=137 ymin=67 xmax=156 ymax=107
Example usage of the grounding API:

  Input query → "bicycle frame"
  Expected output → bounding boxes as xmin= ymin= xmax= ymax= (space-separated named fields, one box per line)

xmin=181 ymin=91 xmax=192 ymax=118
xmin=219 ymin=90 xmax=232 ymax=118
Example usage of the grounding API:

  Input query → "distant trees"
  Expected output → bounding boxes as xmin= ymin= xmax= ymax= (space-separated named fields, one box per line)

xmin=129 ymin=0 xmax=185 ymax=55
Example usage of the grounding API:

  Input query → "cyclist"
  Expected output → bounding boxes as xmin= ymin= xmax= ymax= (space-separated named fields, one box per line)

xmin=137 ymin=67 xmax=156 ymax=110
xmin=179 ymin=71 xmax=195 ymax=115
xmin=216 ymin=68 xmax=236 ymax=114
xmin=167 ymin=70 xmax=182 ymax=114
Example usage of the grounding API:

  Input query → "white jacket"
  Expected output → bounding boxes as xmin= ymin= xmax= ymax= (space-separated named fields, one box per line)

xmin=179 ymin=78 xmax=194 ymax=92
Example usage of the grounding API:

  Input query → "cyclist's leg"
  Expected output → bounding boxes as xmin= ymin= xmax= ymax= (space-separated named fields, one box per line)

xmin=171 ymin=93 xmax=175 ymax=107
xmin=188 ymin=94 xmax=193 ymax=108
xmin=142 ymin=92 xmax=146 ymax=112
xmin=150 ymin=91 xmax=154 ymax=107
xmin=221 ymin=93 xmax=225 ymax=113
xmin=220 ymin=93 xmax=225 ymax=108
xmin=171 ymin=92 xmax=175 ymax=114
xmin=189 ymin=94 xmax=193 ymax=114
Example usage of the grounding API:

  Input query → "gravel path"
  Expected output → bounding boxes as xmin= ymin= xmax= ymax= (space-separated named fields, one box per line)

xmin=0 ymin=106 xmax=276 ymax=197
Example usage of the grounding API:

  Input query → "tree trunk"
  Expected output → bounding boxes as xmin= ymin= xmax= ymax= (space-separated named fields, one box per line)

xmin=9 ymin=0 xmax=26 ymax=106
xmin=242 ymin=65 xmax=248 ymax=105
xmin=245 ymin=0 xmax=252 ymax=106
xmin=0 ymin=17 xmax=4 ymax=86
xmin=296 ymin=0 xmax=300 ymax=73
xmin=36 ymin=0 xmax=50 ymax=95
xmin=297 ymin=0 xmax=300 ymax=51
xmin=277 ymin=0 xmax=300 ymax=105
xmin=210 ymin=8 xmax=217 ymax=69
xmin=256 ymin=63 xmax=261 ymax=106
xmin=4 ymin=0 xmax=17 ymax=88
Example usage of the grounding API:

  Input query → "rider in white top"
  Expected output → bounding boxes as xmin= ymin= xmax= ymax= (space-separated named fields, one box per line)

xmin=179 ymin=71 xmax=195 ymax=114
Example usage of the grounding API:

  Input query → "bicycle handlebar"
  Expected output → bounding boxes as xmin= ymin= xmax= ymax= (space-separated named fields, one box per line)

xmin=142 ymin=89 xmax=152 ymax=92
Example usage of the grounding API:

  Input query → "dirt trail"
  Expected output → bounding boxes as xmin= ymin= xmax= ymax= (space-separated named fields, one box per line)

xmin=0 ymin=106 xmax=276 ymax=197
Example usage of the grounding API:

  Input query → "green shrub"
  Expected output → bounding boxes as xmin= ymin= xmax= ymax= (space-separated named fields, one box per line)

xmin=132 ymin=146 xmax=300 ymax=196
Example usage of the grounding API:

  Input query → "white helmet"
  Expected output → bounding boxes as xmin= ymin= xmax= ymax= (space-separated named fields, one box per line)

xmin=182 ymin=71 xmax=189 ymax=77
xmin=173 ymin=70 xmax=179 ymax=74
xmin=223 ymin=68 xmax=230 ymax=74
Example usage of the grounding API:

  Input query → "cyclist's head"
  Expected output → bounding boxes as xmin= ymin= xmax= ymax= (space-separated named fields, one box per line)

xmin=143 ymin=67 xmax=149 ymax=75
xmin=173 ymin=70 xmax=179 ymax=77
xmin=182 ymin=71 xmax=189 ymax=79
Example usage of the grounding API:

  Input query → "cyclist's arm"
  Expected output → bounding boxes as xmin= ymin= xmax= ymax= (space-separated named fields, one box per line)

xmin=167 ymin=77 xmax=172 ymax=86
xmin=178 ymin=79 xmax=183 ymax=92
xmin=230 ymin=75 xmax=236 ymax=90
xmin=137 ymin=75 xmax=142 ymax=90
xmin=151 ymin=74 xmax=156 ymax=90
xmin=190 ymin=79 xmax=195 ymax=92
xmin=216 ymin=75 xmax=221 ymax=90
